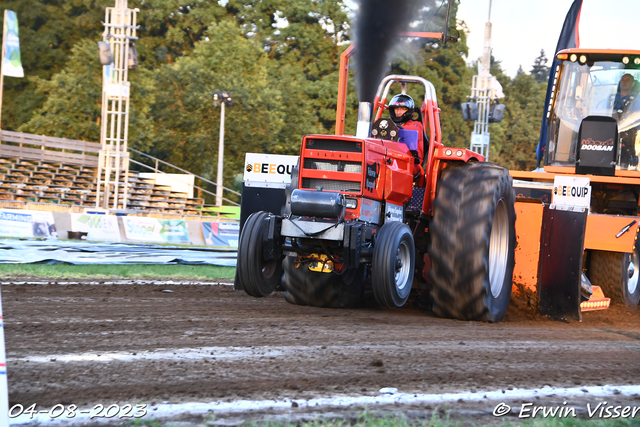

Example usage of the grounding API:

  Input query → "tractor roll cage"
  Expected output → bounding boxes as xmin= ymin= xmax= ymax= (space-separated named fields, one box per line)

xmin=372 ymin=75 xmax=444 ymax=215
xmin=372 ymin=74 xmax=441 ymax=145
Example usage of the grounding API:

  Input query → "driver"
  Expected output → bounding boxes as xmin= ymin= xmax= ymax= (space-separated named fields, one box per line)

xmin=614 ymin=74 xmax=640 ymax=167
xmin=389 ymin=94 xmax=425 ymax=164
xmin=614 ymin=73 xmax=638 ymax=115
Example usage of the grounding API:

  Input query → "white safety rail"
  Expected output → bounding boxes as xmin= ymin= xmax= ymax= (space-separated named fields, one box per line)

xmin=96 ymin=0 xmax=138 ymax=209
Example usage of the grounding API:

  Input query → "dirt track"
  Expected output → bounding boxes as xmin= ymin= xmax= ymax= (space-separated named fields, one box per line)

xmin=2 ymin=280 xmax=640 ymax=425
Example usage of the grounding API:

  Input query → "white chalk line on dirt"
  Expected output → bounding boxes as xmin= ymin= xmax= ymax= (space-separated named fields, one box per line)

xmin=9 ymin=384 xmax=640 ymax=426
xmin=12 ymin=340 xmax=636 ymax=364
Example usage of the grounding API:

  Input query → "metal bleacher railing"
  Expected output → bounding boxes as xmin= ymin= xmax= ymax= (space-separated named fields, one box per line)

xmin=127 ymin=147 xmax=240 ymax=207
xmin=0 ymin=129 xmax=101 ymax=166
xmin=0 ymin=130 xmax=240 ymax=215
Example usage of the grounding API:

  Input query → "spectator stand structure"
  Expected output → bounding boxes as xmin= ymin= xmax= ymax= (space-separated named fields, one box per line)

xmin=0 ymin=129 xmax=239 ymax=219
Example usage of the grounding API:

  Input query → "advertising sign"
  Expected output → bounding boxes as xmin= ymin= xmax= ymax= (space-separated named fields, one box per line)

xmin=0 ymin=209 xmax=56 ymax=238
xmin=70 ymin=214 xmax=121 ymax=242
xmin=2 ymin=10 xmax=24 ymax=78
xmin=552 ymin=175 xmax=591 ymax=210
xmin=576 ymin=116 xmax=617 ymax=176
xmin=123 ymin=217 xmax=189 ymax=243
xmin=202 ymin=221 xmax=239 ymax=248
xmin=243 ymin=153 xmax=298 ymax=187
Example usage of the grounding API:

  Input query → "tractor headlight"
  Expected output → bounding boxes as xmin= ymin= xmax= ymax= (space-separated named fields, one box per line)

xmin=344 ymin=198 xmax=358 ymax=209
xmin=456 ymin=150 xmax=463 ymax=157
xmin=445 ymin=149 xmax=453 ymax=156
xmin=570 ymin=54 xmax=577 ymax=62
xmin=623 ymin=56 xmax=630 ymax=65
xmin=579 ymin=55 xmax=587 ymax=64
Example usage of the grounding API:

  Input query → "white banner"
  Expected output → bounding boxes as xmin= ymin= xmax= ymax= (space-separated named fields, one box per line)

xmin=70 ymin=214 xmax=121 ymax=242
xmin=243 ymin=153 xmax=298 ymax=186
xmin=552 ymin=176 xmax=591 ymax=210
xmin=2 ymin=10 xmax=24 ymax=78
xmin=123 ymin=217 xmax=189 ymax=243
xmin=0 ymin=210 xmax=57 ymax=238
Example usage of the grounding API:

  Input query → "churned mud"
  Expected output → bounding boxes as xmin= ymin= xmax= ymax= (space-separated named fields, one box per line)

xmin=2 ymin=280 xmax=640 ymax=425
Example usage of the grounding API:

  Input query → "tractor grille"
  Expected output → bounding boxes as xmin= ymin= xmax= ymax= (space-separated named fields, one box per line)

xmin=305 ymin=139 xmax=362 ymax=153
xmin=303 ymin=159 xmax=362 ymax=174
xmin=302 ymin=178 xmax=361 ymax=193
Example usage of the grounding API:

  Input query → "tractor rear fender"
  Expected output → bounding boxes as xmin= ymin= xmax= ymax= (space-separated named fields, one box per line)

xmin=423 ymin=149 xmax=484 ymax=216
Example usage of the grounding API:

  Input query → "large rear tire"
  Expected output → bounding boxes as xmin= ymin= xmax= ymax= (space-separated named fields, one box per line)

xmin=589 ymin=249 xmax=640 ymax=308
xmin=282 ymin=257 xmax=364 ymax=308
xmin=372 ymin=221 xmax=415 ymax=308
xmin=429 ymin=163 xmax=516 ymax=322
xmin=237 ymin=211 xmax=282 ymax=297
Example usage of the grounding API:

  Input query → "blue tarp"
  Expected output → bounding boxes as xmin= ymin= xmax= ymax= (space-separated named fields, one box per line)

xmin=0 ymin=238 xmax=237 ymax=266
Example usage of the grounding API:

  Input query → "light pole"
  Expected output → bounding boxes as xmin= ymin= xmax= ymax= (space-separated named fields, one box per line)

xmin=213 ymin=92 xmax=233 ymax=207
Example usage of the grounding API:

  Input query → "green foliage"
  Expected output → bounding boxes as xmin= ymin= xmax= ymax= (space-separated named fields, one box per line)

xmin=493 ymin=72 xmax=547 ymax=170
xmin=0 ymin=0 xmax=110 ymax=129
xmin=253 ymin=410 xmax=458 ymax=427
xmin=18 ymin=39 xmax=102 ymax=141
xmin=486 ymin=55 xmax=548 ymax=171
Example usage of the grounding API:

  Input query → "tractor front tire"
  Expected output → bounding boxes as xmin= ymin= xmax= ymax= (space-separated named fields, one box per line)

xmin=589 ymin=249 xmax=640 ymax=308
xmin=429 ymin=163 xmax=516 ymax=322
xmin=237 ymin=211 xmax=282 ymax=297
xmin=282 ymin=256 xmax=364 ymax=308
xmin=372 ymin=221 xmax=415 ymax=308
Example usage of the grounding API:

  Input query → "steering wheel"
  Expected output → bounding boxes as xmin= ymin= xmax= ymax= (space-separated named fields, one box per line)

xmin=371 ymin=118 xmax=399 ymax=141
xmin=596 ymin=95 xmax=615 ymax=109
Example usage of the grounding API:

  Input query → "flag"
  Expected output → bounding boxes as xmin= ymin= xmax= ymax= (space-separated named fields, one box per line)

xmin=2 ymin=10 xmax=24 ymax=78
xmin=536 ymin=0 xmax=583 ymax=167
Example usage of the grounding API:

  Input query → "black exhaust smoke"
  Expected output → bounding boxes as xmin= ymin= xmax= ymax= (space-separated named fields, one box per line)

xmin=354 ymin=0 xmax=422 ymax=103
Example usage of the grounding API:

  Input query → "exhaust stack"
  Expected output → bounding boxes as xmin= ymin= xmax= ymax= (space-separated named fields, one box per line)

xmin=356 ymin=102 xmax=372 ymax=138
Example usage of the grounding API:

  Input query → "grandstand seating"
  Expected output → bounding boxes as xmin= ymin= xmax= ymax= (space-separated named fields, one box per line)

xmin=0 ymin=156 xmax=206 ymax=215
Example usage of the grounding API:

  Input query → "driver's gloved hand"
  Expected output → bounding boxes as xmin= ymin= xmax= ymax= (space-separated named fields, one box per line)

xmin=631 ymin=156 xmax=639 ymax=167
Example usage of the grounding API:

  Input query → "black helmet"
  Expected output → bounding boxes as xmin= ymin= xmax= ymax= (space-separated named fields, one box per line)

xmin=389 ymin=94 xmax=415 ymax=124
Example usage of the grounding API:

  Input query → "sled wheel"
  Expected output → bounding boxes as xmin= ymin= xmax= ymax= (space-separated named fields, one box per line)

xmin=372 ymin=221 xmax=415 ymax=308
xmin=237 ymin=211 xmax=281 ymax=297
xmin=282 ymin=256 xmax=364 ymax=308
xmin=590 ymin=248 xmax=640 ymax=308
xmin=429 ymin=163 xmax=516 ymax=322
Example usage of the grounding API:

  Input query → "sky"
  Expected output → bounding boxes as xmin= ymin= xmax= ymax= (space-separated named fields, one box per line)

xmin=457 ymin=0 xmax=640 ymax=77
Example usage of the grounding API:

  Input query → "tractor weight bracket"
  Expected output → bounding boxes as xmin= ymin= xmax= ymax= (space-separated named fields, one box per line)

xmin=263 ymin=215 xmax=283 ymax=261
xmin=342 ymin=223 xmax=363 ymax=270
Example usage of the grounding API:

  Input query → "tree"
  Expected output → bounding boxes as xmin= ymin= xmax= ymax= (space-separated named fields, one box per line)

xmin=490 ymin=72 xmax=547 ymax=170
xmin=530 ymin=49 xmax=549 ymax=83
xmin=6 ymin=0 xmax=551 ymax=193
xmin=139 ymin=19 xmax=331 ymax=202
xmin=0 ymin=0 xmax=110 ymax=131
xmin=18 ymin=39 xmax=155 ymax=153
xmin=17 ymin=39 xmax=102 ymax=141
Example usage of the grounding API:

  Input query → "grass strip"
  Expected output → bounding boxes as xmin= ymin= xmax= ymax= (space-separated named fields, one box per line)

xmin=236 ymin=412 xmax=640 ymax=427
xmin=0 ymin=263 xmax=236 ymax=281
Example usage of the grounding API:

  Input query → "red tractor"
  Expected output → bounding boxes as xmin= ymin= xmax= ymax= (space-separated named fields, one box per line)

xmin=237 ymin=70 xmax=517 ymax=322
